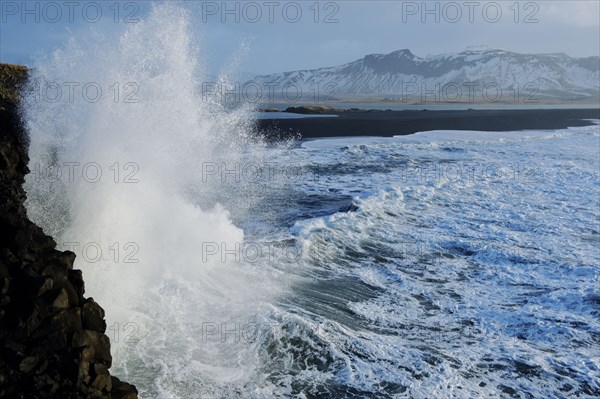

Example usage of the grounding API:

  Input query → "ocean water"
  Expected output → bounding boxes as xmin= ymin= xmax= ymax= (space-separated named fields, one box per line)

xmin=21 ymin=3 xmax=599 ymax=399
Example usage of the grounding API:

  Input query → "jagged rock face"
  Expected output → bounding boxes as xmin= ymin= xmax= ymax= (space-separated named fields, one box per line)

xmin=0 ymin=64 xmax=137 ymax=399
xmin=250 ymin=49 xmax=600 ymax=100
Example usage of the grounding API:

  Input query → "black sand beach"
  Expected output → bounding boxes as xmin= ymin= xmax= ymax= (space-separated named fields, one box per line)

xmin=256 ymin=108 xmax=600 ymax=139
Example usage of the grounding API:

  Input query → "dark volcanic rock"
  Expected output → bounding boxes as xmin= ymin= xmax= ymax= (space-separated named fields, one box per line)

xmin=0 ymin=63 xmax=137 ymax=398
xmin=82 ymin=299 xmax=107 ymax=332
xmin=284 ymin=105 xmax=341 ymax=114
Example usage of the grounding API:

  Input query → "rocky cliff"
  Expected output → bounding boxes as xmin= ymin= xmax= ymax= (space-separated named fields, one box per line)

xmin=0 ymin=64 xmax=137 ymax=399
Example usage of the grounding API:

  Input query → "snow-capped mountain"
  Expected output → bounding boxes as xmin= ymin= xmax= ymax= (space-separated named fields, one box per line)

xmin=249 ymin=49 xmax=599 ymax=102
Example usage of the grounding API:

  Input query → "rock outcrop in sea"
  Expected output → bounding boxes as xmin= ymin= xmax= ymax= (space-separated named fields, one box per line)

xmin=0 ymin=63 xmax=137 ymax=399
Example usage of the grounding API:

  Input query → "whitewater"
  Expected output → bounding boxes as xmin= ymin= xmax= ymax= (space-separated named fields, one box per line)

xmin=22 ymin=3 xmax=599 ymax=399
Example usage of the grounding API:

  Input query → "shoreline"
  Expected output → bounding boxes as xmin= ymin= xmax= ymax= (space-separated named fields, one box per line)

xmin=255 ymin=108 xmax=600 ymax=139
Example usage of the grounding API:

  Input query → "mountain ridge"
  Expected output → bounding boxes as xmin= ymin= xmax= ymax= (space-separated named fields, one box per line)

xmin=248 ymin=48 xmax=600 ymax=102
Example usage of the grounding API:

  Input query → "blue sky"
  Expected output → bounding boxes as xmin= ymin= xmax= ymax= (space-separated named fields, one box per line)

xmin=1 ymin=1 xmax=599 ymax=75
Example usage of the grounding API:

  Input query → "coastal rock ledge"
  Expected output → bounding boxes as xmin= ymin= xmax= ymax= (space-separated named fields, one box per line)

xmin=0 ymin=64 xmax=138 ymax=398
